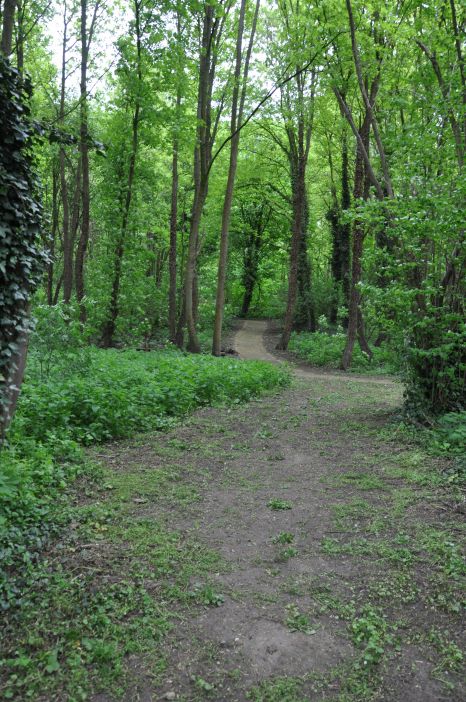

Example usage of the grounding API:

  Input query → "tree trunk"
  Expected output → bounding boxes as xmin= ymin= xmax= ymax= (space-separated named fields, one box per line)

xmin=57 ymin=2 xmax=72 ymax=303
xmin=341 ymin=112 xmax=370 ymax=370
xmin=47 ymin=162 xmax=59 ymax=305
xmin=277 ymin=150 xmax=306 ymax=349
xmin=75 ymin=0 xmax=90 ymax=322
xmin=1 ymin=0 xmax=16 ymax=56
xmin=357 ymin=309 xmax=373 ymax=359
xmin=168 ymin=4 xmax=182 ymax=344
xmin=16 ymin=0 xmax=24 ymax=72
xmin=100 ymin=0 xmax=141 ymax=347
xmin=185 ymin=4 xmax=217 ymax=354
xmin=1 ymin=318 xmax=29 ymax=443
xmin=346 ymin=0 xmax=394 ymax=197
xmin=168 ymin=94 xmax=180 ymax=342
xmin=340 ymin=130 xmax=351 ymax=307
xmin=212 ymin=0 xmax=259 ymax=355
xmin=295 ymin=190 xmax=315 ymax=331
xmin=241 ymin=284 xmax=254 ymax=317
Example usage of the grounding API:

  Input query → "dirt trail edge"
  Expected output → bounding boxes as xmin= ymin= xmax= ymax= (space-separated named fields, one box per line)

xmin=89 ymin=322 xmax=463 ymax=702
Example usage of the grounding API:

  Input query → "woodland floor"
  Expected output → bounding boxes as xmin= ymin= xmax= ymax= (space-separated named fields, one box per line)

xmin=67 ymin=321 xmax=463 ymax=702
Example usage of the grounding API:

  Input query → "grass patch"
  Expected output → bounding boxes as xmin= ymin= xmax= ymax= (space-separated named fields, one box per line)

xmin=247 ymin=676 xmax=307 ymax=702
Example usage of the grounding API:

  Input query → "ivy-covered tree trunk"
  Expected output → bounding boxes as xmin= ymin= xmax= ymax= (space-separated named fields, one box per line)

xmin=0 ymin=56 xmax=44 ymax=440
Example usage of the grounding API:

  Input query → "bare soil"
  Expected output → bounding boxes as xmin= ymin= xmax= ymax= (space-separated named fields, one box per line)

xmin=90 ymin=320 xmax=464 ymax=702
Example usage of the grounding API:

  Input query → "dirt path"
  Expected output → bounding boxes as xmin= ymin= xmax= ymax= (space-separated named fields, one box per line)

xmin=86 ymin=323 xmax=463 ymax=702
xmin=235 ymin=319 xmax=395 ymax=385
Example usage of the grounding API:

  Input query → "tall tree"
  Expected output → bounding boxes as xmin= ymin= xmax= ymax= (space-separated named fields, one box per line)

xmin=212 ymin=0 xmax=260 ymax=356
xmin=1 ymin=1 xmax=45 ymax=438
xmin=75 ymin=0 xmax=100 ymax=322
xmin=100 ymin=0 xmax=143 ymax=347
xmin=184 ymin=0 xmax=229 ymax=353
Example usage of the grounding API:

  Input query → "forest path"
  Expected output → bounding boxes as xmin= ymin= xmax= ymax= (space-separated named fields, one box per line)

xmin=235 ymin=318 xmax=395 ymax=385
xmin=88 ymin=324 xmax=463 ymax=702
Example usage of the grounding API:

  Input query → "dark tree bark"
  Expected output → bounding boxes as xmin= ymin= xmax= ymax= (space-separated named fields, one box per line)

xmin=75 ymin=0 xmax=99 ymax=322
xmin=1 ymin=0 xmax=16 ymax=56
xmin=295 ymin=188 xmax=315 ymax=331
xmin=16 ymin=0 xmax=24 ymax=71
xmin=58 ymin=2 xmax=74 ymax=302
xmin=277 ymin=137 xmax=307 ymax=349
xmin=341 ymin=110 xmax=371 ymax=370
xmin=340 ymin=131 xmax=351 ymax=305
xmin=328 ymin=129 xmax=351 ymax=325
xmin=277 ymin=68 xmax=315 ymax=350
xmin=47 ymin=161 xmax=59 ymax=305
xmin=239 ymin=200 xmax=270 ymax=316
xmin=185 ymin=5 xmax=213 ymax=353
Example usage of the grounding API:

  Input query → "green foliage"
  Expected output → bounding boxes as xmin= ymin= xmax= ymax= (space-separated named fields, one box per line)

xmin=429 ymin=412 xmax=466 ymax=457
xmin=360 ymin=188 xmax=465 ymax=416
xmin=267 ymin=498 xmax=292 ymax=510
xmin=30 ymin=301 xmax=89 ymax=378
xmin=288 ymin=331 xmax=399 ymax=374
xmin=0 ymin=439 xmax=83 ymax=611
xmin=272 ymin=532 xmax=294 ymax=544
xmin=18 ymin=348 xmax=289 ymax=444
xmin=404 ymin=311 xmax=465 ymax=418
xmin=349 ymin=607 xmax=391 ymax=667
xmin=188 ymin=584 xmax=225 ymax=607
xmin=285 ymin=604 xmax=316 ymax=635
xmin=0 ymin=573 xmax=170 ymax=700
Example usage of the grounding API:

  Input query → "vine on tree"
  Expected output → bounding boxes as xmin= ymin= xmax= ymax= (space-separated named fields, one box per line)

xmin=0 ymin=56 xmax=45 ymax=435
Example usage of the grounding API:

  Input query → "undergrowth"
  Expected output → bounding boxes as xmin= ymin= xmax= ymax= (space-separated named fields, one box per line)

xmin=288 ymin=330 xmax=400 ymax=374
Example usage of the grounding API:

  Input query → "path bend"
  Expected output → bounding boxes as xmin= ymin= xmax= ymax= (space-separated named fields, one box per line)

xmin=234 ymin=318 xmax=398 ymax=385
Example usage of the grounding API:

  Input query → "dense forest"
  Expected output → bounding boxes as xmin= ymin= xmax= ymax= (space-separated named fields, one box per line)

xmin=0 ymin=0 xmax=465 ymax=700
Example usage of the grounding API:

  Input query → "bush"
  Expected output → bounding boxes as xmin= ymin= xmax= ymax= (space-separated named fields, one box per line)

xmin=404 ymin=311 xmax=465 ymax=417
xmin=429 ymin=412 xmax=466 ymax=457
